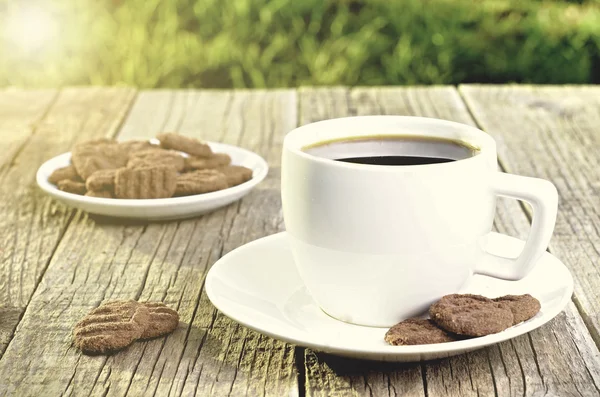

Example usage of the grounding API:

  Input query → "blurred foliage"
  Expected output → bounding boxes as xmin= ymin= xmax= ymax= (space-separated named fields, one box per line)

xmin=0 ymin=0 xmax=599 ymax=87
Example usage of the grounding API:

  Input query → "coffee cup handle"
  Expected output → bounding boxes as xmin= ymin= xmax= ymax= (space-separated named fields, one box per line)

xmin=475 ymin=172 xmax=558 ymax=281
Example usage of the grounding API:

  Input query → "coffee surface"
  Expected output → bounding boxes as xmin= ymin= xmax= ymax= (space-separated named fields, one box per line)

xmin=303 ymin=135 xmax=477 ymax=165
xmin=336 ymin=155 xmax=455 ymax=166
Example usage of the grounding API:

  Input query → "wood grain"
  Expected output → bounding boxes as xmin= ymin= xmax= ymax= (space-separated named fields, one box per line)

xmin=0 ymin=88 xmax=135 ymax=355
xmin=0 ymin=89 xmax=299 ymax=397
xmin=298 ymin=87 xmax=600 ymax=397
xmin=460 ymin=85 xmax=600 ymax=347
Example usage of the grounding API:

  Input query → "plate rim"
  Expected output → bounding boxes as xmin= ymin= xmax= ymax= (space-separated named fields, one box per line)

xmin=36 ymin=141 xmax=269 ymax=208
xmin=206 ymin=231 xmax=574 ymax=358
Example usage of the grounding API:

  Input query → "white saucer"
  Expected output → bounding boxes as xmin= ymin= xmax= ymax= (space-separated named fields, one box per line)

xmin=36 ymin=142 xmax=268 ymax=221
xmin=206 ymin=232 xmax=573 ymax=362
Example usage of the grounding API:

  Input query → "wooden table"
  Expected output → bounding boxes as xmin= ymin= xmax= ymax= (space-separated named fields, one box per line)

xmin=0 ymin=86 xmax=599 ymax=396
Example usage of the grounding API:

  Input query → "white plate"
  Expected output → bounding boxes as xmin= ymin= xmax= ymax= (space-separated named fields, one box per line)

xmin=36 ymin=142 xmax=268 ymax=220
xmin=206 ymin=232 xmax=573 ymax=362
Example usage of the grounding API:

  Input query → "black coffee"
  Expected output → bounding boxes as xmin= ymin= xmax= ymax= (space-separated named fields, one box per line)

xmin=336 ymin=155 xmax=455 ymax=166
xmin=303 ymin=135 xmax=477 ymax=166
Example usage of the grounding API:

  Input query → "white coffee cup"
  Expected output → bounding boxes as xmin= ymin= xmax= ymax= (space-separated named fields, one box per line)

xmin=281 ymin=116 xmax=558 ymax=327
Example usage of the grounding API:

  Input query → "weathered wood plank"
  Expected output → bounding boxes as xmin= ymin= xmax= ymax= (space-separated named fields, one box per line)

xmin=0 ymin=89 xmax=57 ymax=170
xmin=0 ymin=89 xmax=299 ymax=397
xmin=0 ymin=88 xmax=135 ymax=355
xmin=298 ymin=87 xmax=600 ymax=397
xmin=460 ymin=85 xmax=600 ymax=347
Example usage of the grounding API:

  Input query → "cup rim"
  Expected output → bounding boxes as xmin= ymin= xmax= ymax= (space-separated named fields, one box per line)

xmin=284 ymin=115 xmax=496 ymax=171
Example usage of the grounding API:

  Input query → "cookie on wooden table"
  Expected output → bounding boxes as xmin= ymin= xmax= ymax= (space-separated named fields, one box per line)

xmin=429 ymin=294 xmax=514 ymax=337
xmin=157 ymin=132 xmax=212 ymax=157
xmin=73 ymin=301 xmax=150 ymax=354
xmin=175 ymin=169 xmax=228 ymax=196
xmin=115 ymin=165 xmax=177 ymax=199
xmin=139 ymin=302 xmax=180 ymax=339
xmin=57 ymin=180 xmax=87 ymax=195
xmin=493 ymin=294 xmax=541 ymax=324
xmin=385 ymin=319 xmax=457 ymax=346
xmin=185 ymin=153 xmax=231 ymax=170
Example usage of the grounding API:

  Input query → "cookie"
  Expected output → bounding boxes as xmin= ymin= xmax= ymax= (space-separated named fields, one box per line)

xmin=48 ymin=165 xmax=81 ymax=185
xmin=85 ymin=190 xmax=114 ymax=198
xmin=385 ymin=319 xmax=457 ymax=346
xmin=57 ymin=180 xmax=87 ymax=195
xmin=429 ymin=294 xmax=514 ymax=337
xmin=494 ymin=294 xmax=541 ymax=324
xmin=217 ymin=165 xmax=253 ymax=187
xmin=185 ymin=153 xmax=231 ymax=171
xmin=139 ymin=302 xmax=179 ymax=339
xmin=118 ymin=140 xmax=157 ymax=154
xmin=175 ymin=169 xmax=228 ymax=196
xmin=115 ymin=165 xmax=177 ymax=199
xmin=157 ymin=133 xmax=212 ymax=157
xmin=71 ymin=139 xmax=128 ymax=180
xmin=73 ymin=301 xmax=150 ymax=354
xmin=128 ymin=149 xmax=185 ymax=172
xmin=86 ymin=169 xmax=117 ymax=191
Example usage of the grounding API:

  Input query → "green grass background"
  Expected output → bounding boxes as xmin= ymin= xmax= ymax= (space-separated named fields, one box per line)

xmin=1 ymin=0 xmax=599 ymax=88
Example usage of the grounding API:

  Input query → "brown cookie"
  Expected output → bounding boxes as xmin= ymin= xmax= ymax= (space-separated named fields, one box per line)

xmin=71 ymin=139 xmax=128 ymax=180
xmin=85 ymin=190 xmax=114 ymax=198
xmin=57 ymin=180 xmax=87 ymax=195
xmin=217 ymin=165 xmax=253 ymax=187
xmin=185 ymin=153 xmax=231 ymax=170
xmin=494 ymin=294 xmax=541 ymax=324
xmin=157 ymin=133 xmax=212 ymax=157
xmin=127 ymin=149 xmax=185 ymax=172
xmin=48 ymin=165 xmax=81 ymax=184
xmin=86 ymin=169 xmax=117 ymax=191
xmin=385 ymin=319 xmax=457 ymax=346
xmin=118 ymin=140 xmax=157 ymax=154
xmin=73 ymin=301 xmax=150 ymax=354
xmin=139 ymin=302 xmax=180 ymax=339
xmin=175 ymin=169 xmax=228 ymax=196
xmin=115 ymin=165 xmax=177 ymax=199
xmin=429 ymin=294 xmax=514 ymax=337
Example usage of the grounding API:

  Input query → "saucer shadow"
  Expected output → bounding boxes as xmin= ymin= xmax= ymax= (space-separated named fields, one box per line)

xmin=88 ymin=213 xmax=176 ymax=226
xmin=309 ymin=351 xmax=424 ymax=375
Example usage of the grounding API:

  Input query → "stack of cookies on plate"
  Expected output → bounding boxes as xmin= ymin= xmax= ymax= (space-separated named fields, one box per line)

xmin=48 ymin=133 xmax=253 ymax=199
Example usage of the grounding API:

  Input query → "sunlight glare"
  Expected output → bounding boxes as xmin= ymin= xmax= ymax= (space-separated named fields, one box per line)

xmin=5 ymin=6 xmax=58 ymax=52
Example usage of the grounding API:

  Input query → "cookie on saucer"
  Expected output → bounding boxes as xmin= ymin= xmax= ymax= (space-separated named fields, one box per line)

xmin=385 ymin=318 xmax=457 ymax=346
xmin=493 ymin=294 xmax=541 ymax=324
xmin=429 ymin=294 xmax=514 ymax=337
